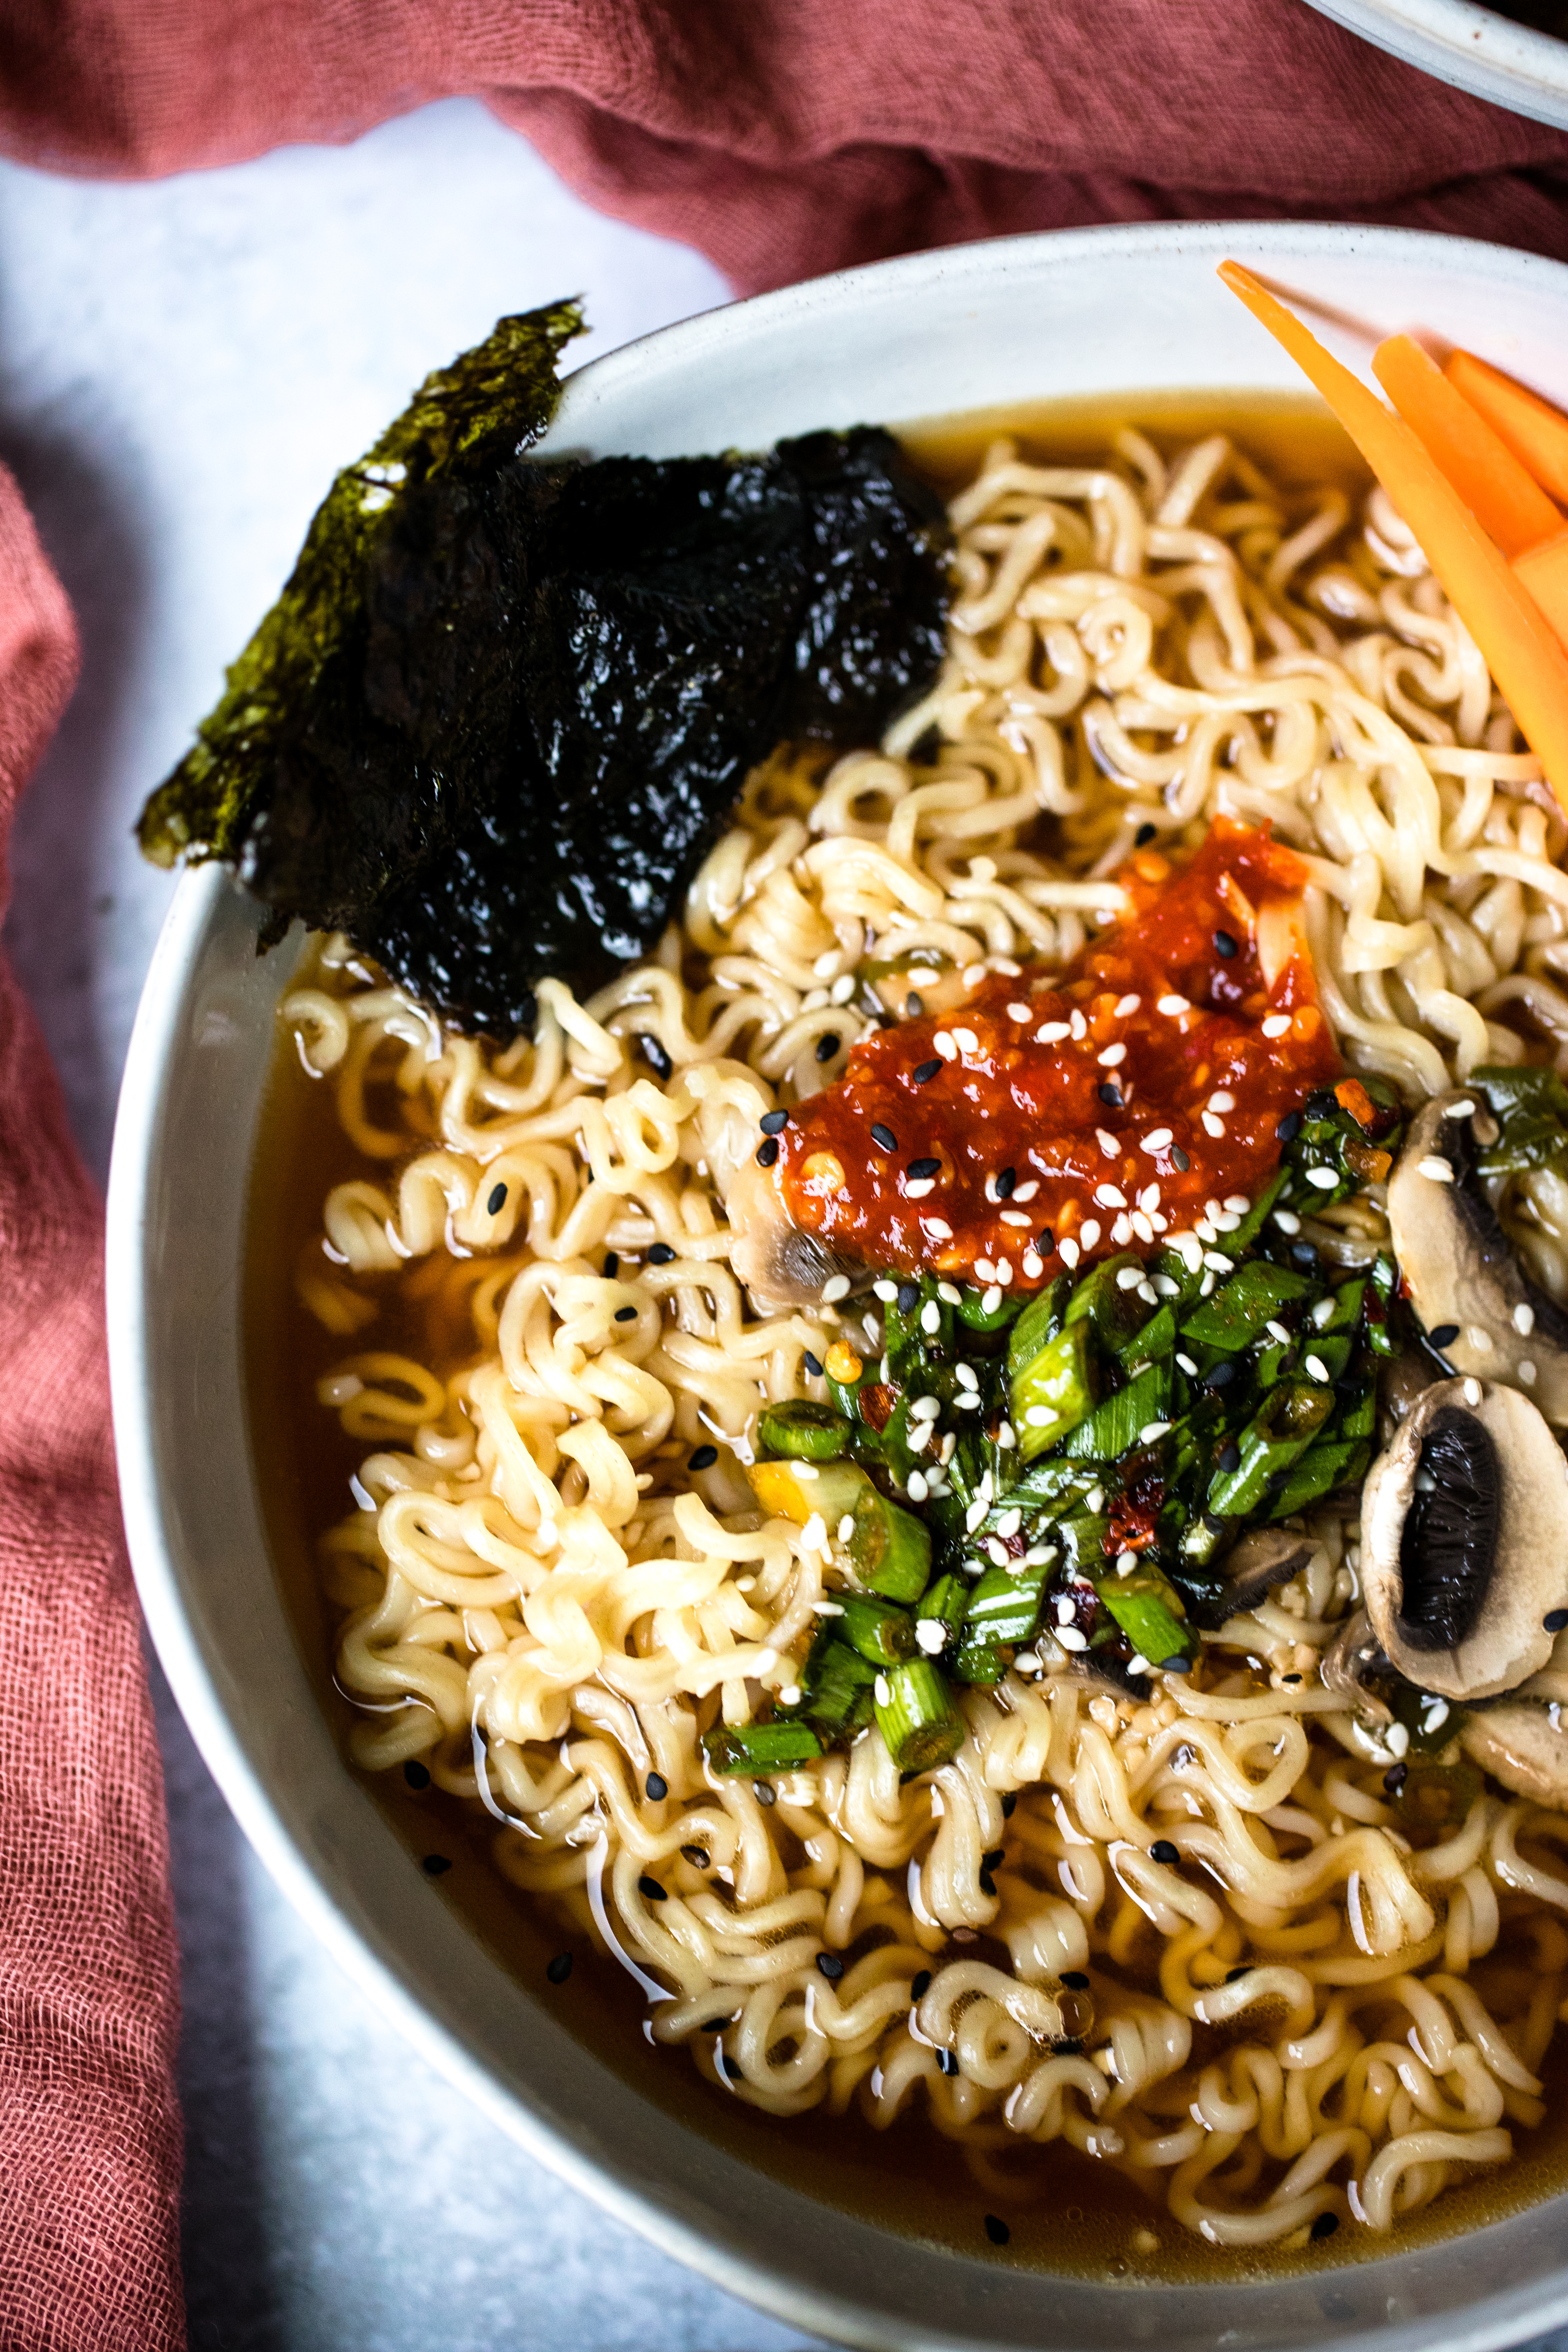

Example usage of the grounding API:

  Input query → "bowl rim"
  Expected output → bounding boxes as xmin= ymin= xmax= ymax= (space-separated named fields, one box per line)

xmin=107 ymin=212 xmax=1568 ymax=2351
xmin=1299 ymin=0 xmax=1568 ymax=132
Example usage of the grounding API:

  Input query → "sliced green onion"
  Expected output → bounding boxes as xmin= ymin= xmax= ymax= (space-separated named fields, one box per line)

xmin=1267 ymin=1435 xmax=1371 ymax=1519
xmin=916 ymin=1572 xmax=969 ymax=1652
xmin=758 ymin=1399 xmax=854 ymax=1459
xmin=1099 ymin=1585 xmax=1191 ymax=1671
xmin=837 ymin=1593 xmax=917 ymax=1666
xmin=703 ymin=1720 xmax=824 ymax=1773
xmin=1012 ymin=1317 xmax=1097 ymax=1462
xmin=873 ymin=1660 xmax=965 ymax=1774
xmin=1205 ymin=1379 xmax=1332 ymax=1518
xmin=1062 ymin=1356 xmax=1171 ymax=1461
xmin=1179 ymin=1259 xmax=1314 ymax=1351
xmin=799 ymin=1637 xmax=879 ymax=1736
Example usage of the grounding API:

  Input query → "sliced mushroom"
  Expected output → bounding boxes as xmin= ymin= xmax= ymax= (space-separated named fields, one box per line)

xmin=1360 ymin=1376 xmax=1568 ymax=1700
xmin=1378 ymin=1348 xmax=1438 ymax=1446
xmin=1387 ymin=1088 xmax=1568 ymax=1423
xmin=1320 ymin=1608 xmax=1394 ymax=1725
xmin=1462 ymin=1700 xmax=1568 ymax=1808
xmin=1216 ymin=1527 xmax=1315 ymax=1618
xmin=725 ymin=1151 xmax=870 ymax=1313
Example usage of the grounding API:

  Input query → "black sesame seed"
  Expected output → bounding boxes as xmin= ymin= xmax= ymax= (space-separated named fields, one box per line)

xmin=982 ymin=1847 xmax=1005 ymax=1870
xmin=1276 ymin=1110 xmax=1302 ymax=1143
xmin=756 ymin=1137 xmax=779 ymax=1167
xmin=646 ymin=1772 xmax=669 ymax=1801
xmin=816 ymin=1032 xmax=842 ymax=1063
xmin=1161 ymin=1655 xmax=1191 ymax=1674
xmin=1001 ymin=1791 xmax=1017 ymax=1817
xmin=871 ymin=1122 xmax=898 ymax=1151
xmin=1384 ymin=1761 xmax=1409 ymax=1793
xmin=1282 ymin=1672 xmax=1303 ymax=1685
xmin=753 ymin=1779 xmax=778 ymax=1807
xmin=422 ymin=1854 xmax=452 ymax=1876
xmin=913 ymin=1058 xmax=943 ymax=1084
xmin=897 ymin=1281 xmax=920 ymax=1315
xmin=1206 ymin=1359 xmax=1236 ymax=1388
xmin=1038 ymin=1231 xmax=1055 ymax=1254
xmin=1061 ymin=1969 xmax=1090 ymax=1990
xmin=603 ymin=1252 xmax=619 ymax=1279
xmin=1150 ymin=1839 xmax=1180 ymax=1865
xmin=1098 ymin=1083 xmax=1123 ymax=1109
xmin=1226 ymin=1966 xmax=1251 ymax=1983
xmin=984 ymin=2213 xmax=1011 ymax=2245
xmin=1547 ymin=1610 xmax=1568 ymax=1633
xmin=1292 ymin=1240 xmax=1318 ymax=1268
xmin=1218 ymin=1442 xmax=1241 ymax=1474
xmin=940 ymin=2049 xmax=959 ymax=2076
xmin=487 ymin=1181 xmax=508 ymax=1216
xmin=906 ymin=994 xmax=925 ymax=1018
xmin=978 ymin=1870 xmax=997 ymax=1897
xmin=1266 ymin=1467 xmax=1291 ymax=1491
xmin=637 ymin=1032 xmax=674 ymax=1081
xmin=760 ymin=1108 xmax=790 ymax=1135
xmin=1172 ymin=1145 xmax=1191 ymax=1172
xmin=1310 ymin=2212 xmax=1339 ymax=2242
xmin=689 ymin=1445 xmax=719 ymax=1471
xmin=995 ymin=1166 xmax=1017 ymax=1199
xmin=1213 ymin=929 xmax=1238 ymax=959
xmin=682 ymin=1844 xmax=711 ymax=1868
xmin=402 ymin=1760 xmax=431 ymax=1790
xmin=1054 ymin=2036 xmax=1085 ymax=2055
xmin=911 ymin=1970 xmax=932 ymax=2001
xmin=1135 ymin=822 xmax=1158 ymax=847
xmin=816 ymin=1951 xmax=845 ymax=1980
xmin=701 ymin=2015 xmax=729 ymax=2033
xmin=638 ymin=1874 xmax=668 ymax=1902
xmin=1306 ymin=1088 xmax=1336 ymax=1120
xmin=648 ymin=1241 xmax=676 ymax=1265
xmin=616 ymin=1306 xmax=643 ymax=1326
xmin=546 ymin=1951 xmax=573 ymax=1984
xmin=909 ymin=1157 xmax=942 ymax=1182
xmin=803 ymin=1351 xmax=824 ymax=1378
xmin=1428 ymin=1323 xmax=1460 ymax=1349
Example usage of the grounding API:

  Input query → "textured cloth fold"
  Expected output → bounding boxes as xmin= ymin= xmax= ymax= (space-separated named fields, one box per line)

xmin=0 ymin=472 xmax=183 ymax=2349
xmin=0 ymin=0 xmax=1567 ymax=289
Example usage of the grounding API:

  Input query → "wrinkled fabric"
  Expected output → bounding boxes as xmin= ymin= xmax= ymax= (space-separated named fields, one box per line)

xmin=0 ymin=466 xmax=183 ymax=2348
xmin=0 ymin=0 xmax=1566 ymax=290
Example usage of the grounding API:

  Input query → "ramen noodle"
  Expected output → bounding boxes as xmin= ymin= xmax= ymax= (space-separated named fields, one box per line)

xmin=276 ymin=421 xmax=1568 ymax=2252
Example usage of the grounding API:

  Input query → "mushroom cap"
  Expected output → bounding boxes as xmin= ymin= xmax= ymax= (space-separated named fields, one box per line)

xmin=726 ymin=1150 xmax=869 ymax=1313
xmin=1462 ymin=1701 xmax=1568 ymax=1809
xmin=1216 ymin=1527 xmax=1315 ymax=1619
xmin=1360 ymin=1376 xmax=1568 ymax=1701
xmin=1387 ymin=1089 xmax=1568 ymax=1424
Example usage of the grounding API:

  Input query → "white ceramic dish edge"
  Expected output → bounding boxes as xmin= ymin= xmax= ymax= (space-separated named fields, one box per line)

xmin=1302 ymin=0 xmax=1568 ymax=132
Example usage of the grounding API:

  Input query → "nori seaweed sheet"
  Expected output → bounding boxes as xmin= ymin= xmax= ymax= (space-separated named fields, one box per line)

xmin=139 ymin=304 xmax=951 ymax=1040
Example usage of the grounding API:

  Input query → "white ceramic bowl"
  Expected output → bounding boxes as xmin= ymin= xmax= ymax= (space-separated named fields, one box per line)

xmin=1302 ymin=0 xmax=1568 ymax=130
xmin=109 ymin=218 xmax=1568 ymax=2352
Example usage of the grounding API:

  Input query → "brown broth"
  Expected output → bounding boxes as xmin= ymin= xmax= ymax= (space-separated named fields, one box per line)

xmin=243 ymin=396 xmax=1568 ymax=2279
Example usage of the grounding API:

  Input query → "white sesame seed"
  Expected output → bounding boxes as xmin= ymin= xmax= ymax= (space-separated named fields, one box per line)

xmin=906 ymin=1471 xmax=929 ymax=1502
xmin=1424 ymin=1698 xmax=1451 ymax=1731
xmin=997 ymin=1422 xmax=1015 ymax=1449
xmin=1117 ymin=1548 xmax=1140 ymax=1574
xmin=987 ymin=1537 xmax=1010 ymax=1567
xmin=873 ymin=1279 xmax=898 ymax=1301
xmin=1086 ymin=1486 xmax=1106 ymax=1513
xmin=965 ymin=1499 xmax=987 ymax=1532
xmin=1194 ymin=1219 xmax=1217 ymax=1245
xmin=982 ymin=1285 xmax=1003 ymax=1313
xmin=1521 ymin=1359 xmax=1538 ymax=1385
xmin=1008 ymin=1001 xmax=1032 ymax=1022
xmin=838 ymin=1516 xmax=856 ymax=1544
xmin=1265 ymin=1320 xmax=1291 ymax=1346
xmin=1013 ymin=1180 xmax=1039 ymax=1202
xmin=1001 ymin=1209 xmax=1032 ymax=1226
xmin=1025 ymin=1405 xmax=1056 ymax=1427
xmin=1056 ymin=1627 xmax=1088 ymax=1652
xmin=905 ymin=1176 xmax=936 ymax=1198
xmin=1026 ymin=1543 xmax=1055 ymax=1567
xmin=822 ymin=1274 xmax=851 ymax=1302
xmin=920 ymin=1300 xmax=941 ymax=1334
xmin=1132 ymin=1215 xmax=1154 ymax=1246
xmin=1305 ymin=1355 xmax=1330 ymax=1382
xmin=1022 ymin=1250 xmax=1043 ymax=1278
xmin=1311 ymin=1297 xmax=1335 ymax=1328
xmin=1115 ymin=994 xmax=1141 ymax=1018
xmin=1212 ymin=1211 xmax=1240 ymax=1233
xmin=1418 ymin=1155 xmax=1455 ymax=1184
xmin=1136 ymin=1279 xmax=1158 ymax=1303
xmin=1224 ymin=1194 xmax=1250 ymax=1215
xmin=995 ymin=1259 xmax=1013 ymax=1285
xmin=1037 ymin=1021 xmax=1071 ymax=1044
xmin=1201 ymin=1112 xmax=1225 ymax=1139
xmin=1158 ymin=995 xmax=1190 ymax=1017
xmin=1059 ymin=1238 xmax=1081 ymax=1269
xmin=793 ymin=1464 xmax=820 ymax=1479
xmin=1207 ymin=1091 xmax=1235 ymax=1114
xmin=910 ymin=1394 xmax=942 ymax=1421
xmin=830 ymin=974 xmax=856 ymax=1004
xmin=1515 ymin=1303 xmax=1536 ymax=1335
xmin=812 ymin=949 xmax=841 ymax=979
xmin=1444 ymin=1099 xmax=1476 ymax=1120
xmin=974 ymin=1256 xmax=995 ymax=1282
xmin=1127 ymin=1654 xmax=1152 ymax=1676
xmin=1176 ymin=1352 xmax=1198 ymax=1375
xmin=926 ymin=1218 xmax=953 ymax=1240
xmin=962 ymin=964 xmax=988 ymax=988
xmin=1054 ymin=1595 xmax=1075 ymax=1624
xmin=1199 ymin=1271 xmax=1216 ymax=1295
xmin=934 ymin=1031 xmax=957 ymax=1059
xmin=1070 ymin=1011 xmax=1088 ymax=1041
xmin=812 ymin=1599 xmax=845 ymax=1616
xmin=1080 ymin=1220 xmax=1102 ymax=1249
xmin=1116 ymin=1265 xmax=1143 ymax=1289
xmin=779 ymin=1684 xmax=804 ymax=1707
xmin=956 ymin=1363 xmax=979 ymax=1390
xmin=1098 ymin=1042 xmax=1128 ymax=1068
xmin=802 ymin=1513 xmax=828 ymax=1549
xmin=916 ymin=1620 xmax=946 ymax=1654
xmin=1096 ymin=1183 xmax=1127 ymax=1209
xmin=1469 ymin=1326 xmax=1494 ymax=1353
xmin=937 ymin=1281 xmax=962 ymax=1305
xmin=1112 ymin=1215 xmax=1132 ymax=1245
xmin=1139 ymin=1421 xmax=1171 ymax=1443
xmin=1384 ymin=1723 xmax=1410 ymax=1759
xmin=1139 ymin=1184 xmax=1161 ymax=1213
xmin=1272 ymin=1208 xmax=1301 ymax=1234
xmin=1141 ymin=1128 xmax=1173 ymax=1153
xmin=1307 ymin=1167 xmax=1339 ymax=1189
xmin=1204 ymin=1250 xmax=1231 ymax=1273
xmin=1097 ymin=1129 xmax=1119 ymax=1158
xmin=874 ymin=1675 xmax=891 ymax=1706
xmin=953 ymin=1027 xmax=980 ymax=1054
xmin=996 ymin=1508 xmax=1023 ymax=1538
xmin=1261 ymin=1014 xmax=1292 ymax=1039
xmin=1154 ymin=1273 xmax=1179 ymax=1297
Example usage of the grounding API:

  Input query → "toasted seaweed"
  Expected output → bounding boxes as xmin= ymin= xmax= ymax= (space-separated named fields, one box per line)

xmin=139 ymin=303 xmax=951 ymax=1038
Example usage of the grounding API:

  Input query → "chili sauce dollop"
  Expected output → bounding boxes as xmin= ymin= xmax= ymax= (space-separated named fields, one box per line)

xmin=770 ymin=819 xmax=1339 ymax=1289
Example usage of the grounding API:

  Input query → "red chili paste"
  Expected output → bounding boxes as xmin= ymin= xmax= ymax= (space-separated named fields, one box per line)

xmin=771 ymin=818 xmax=1340 ymax=1290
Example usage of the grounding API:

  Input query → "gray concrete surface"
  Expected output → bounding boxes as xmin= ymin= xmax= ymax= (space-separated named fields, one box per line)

xmin=0 ymin=96 xmax=820 ymax=2352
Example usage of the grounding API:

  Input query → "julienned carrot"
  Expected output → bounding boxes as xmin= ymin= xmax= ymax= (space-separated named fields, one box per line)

xmin=1515 ymin=529 xmax=1568 ymax=656
xmin=1373 ymin=334 xmax=1562 ymax=561
xmin=1448 ymin=348 xmax=1568 ymax=508
xmin=1217 ymin=261 xmax=1568 ymax=802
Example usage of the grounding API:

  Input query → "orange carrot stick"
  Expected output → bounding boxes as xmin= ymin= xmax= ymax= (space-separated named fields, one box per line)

xmin=1448 ymin=348 xmax=1568 ymax=508
xmin=1217 ymin=260 xmax=1568 ymax=802
xmin=1515 ymin=528 xmax=1568 ymax=655
xmin=1373 ymin=333 xmax=1562 ymax=560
